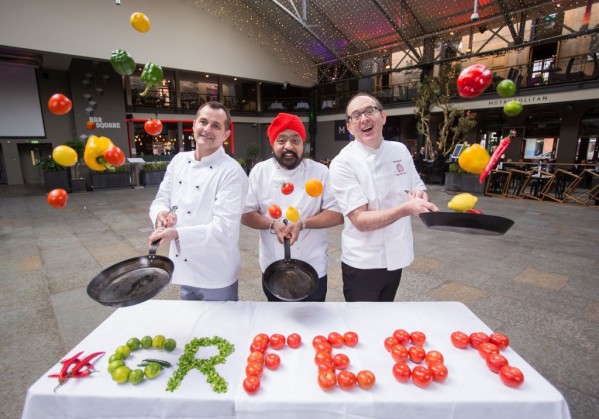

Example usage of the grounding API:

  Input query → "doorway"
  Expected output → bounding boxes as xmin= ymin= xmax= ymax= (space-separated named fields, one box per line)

xmin=17 ymin=143 xmax=52 ymax=185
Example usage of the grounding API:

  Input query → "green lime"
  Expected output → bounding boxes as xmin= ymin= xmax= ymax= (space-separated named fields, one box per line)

xmin=140 ymin=335 xmax=153 ymax=349
xmin=115 ymin=345 xmax=131 ymax=359
xmin=127 ymin=337 xmax=141 ymax=351
xmin=112 ymin=365 xmax=131 ymax=384
xmin=164 ymin=338 xmax=176 ymax=352
xmin=144 ymin=362 xmax=162 ymax=379
xmin=152 ymin=335 xmax=166 ymax=350
xmin=107 ymin=359 xmax=124 ymax=374
xmin=129 ymin=369 xmax=144 ymax=385
xmin=108 ymin=353 xmax=124 ymax=363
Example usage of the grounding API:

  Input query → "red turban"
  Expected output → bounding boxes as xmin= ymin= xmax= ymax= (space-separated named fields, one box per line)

xmin=267 ymin=113 xmax=306 ymax=145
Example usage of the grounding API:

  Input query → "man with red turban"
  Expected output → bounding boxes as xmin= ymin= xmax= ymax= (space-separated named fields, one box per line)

xmin=242 ymin=112 xmax=343 ymax=301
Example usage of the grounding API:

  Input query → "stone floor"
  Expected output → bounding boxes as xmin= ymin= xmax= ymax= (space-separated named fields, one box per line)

xmin=0 ymin=184 xmax=597 ymax=419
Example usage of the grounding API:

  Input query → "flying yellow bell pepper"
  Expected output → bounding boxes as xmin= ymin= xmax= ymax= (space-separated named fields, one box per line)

xmin=84 ymin=135 xmax=114 ymax=172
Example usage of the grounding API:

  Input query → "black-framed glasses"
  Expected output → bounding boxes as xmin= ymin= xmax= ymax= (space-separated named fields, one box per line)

xmin=347 ymin=106 xmax=380 ymax=123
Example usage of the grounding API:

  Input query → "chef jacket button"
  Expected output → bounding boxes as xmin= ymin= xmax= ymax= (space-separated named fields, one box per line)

xmin=175 ymin=254 xmax=179 ymax=257
xmin=184 ymin=259 xmax=188 ymax=262
xmin=179 ymin=181 xmax=182 ymax=184
xmin=196 ymin=185 xmax=199 ymax=189
xmin=210 ymin=166 xmax=213 ymax=169
xmin=187 ymin=211 xmax=191 ymax=214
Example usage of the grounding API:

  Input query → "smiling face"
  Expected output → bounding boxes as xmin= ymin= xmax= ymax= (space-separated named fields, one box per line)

xmin=192 ymin=104 xmax=231 ymax=159
xmin=346 ymin=94 xmax=386 ymax=149
xmin=272 ymin=128 xmax=304 ymax=170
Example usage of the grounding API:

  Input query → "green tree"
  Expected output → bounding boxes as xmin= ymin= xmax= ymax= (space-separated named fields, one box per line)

xmin=414 ymin=63 xmax=477 ymax=158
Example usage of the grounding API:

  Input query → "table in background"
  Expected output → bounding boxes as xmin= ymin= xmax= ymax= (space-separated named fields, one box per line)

xmin=22 ymin=301 xmax=571 ymax=419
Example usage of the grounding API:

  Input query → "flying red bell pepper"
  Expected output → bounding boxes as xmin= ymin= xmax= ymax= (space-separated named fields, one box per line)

xmin=479 ymin=137 xmax=511 ymax=184
xmin=457 ymin=64 xmax=494 ymax=98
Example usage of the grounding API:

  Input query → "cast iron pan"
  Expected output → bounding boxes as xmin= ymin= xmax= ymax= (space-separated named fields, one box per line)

xmin=87 ymin=241 xmax=174 ymax=307
xmin=263 ymin=235 xmax=319 ymax=302
xmin=419 ymin=212 xmax=514 ymax=235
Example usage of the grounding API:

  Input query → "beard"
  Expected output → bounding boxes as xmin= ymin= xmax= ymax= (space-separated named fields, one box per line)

xmin=275 ymin=150 xmax=302 ymax=170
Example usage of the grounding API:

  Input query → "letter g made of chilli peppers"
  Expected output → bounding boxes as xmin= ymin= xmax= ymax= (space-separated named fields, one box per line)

xmin=110 ymin=49 xmax=136 ymax=76
xmin=139 ymin=62 xmax=164 ymax=97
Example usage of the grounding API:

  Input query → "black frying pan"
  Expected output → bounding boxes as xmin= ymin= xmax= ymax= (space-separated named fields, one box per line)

xmin=87 ymin=241 xmax=174 ymax=307
xmin=263 ymin=236 xmax=319 ymax=302
xmin=419 ymin=212 xmax=514 ymax=235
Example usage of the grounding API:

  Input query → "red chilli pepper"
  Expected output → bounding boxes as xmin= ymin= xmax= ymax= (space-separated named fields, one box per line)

xmin=53 ymin=351 xmax=104 ymax=392
xmin=479 ymin=137 xmax=511 ymax=184
xmin=71 ymin=352 xmax=105 ymax=374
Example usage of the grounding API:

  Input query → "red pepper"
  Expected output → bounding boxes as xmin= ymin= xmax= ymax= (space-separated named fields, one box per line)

xmin=479 ymin=137 xmax=511 ymax=184
xmin=71 ymin=352 xmax=105 ymax=374
xmin=52 ymin=351 xmax=104 ymax=391
xmin=457 ymin=64 xmax=494 ymax=98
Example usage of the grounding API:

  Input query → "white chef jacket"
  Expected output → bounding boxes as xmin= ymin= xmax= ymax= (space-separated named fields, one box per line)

xmin=149 ymin=148 xmax=248 ymax=288
xmin=243 ymin=158 xmax=340 ymax=278
xmin=329 ymin=140 xmax=426 ymax=271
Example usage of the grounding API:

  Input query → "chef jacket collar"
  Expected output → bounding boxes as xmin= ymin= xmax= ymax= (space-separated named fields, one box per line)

xmin=271 ymin=156 xmax=306 ymax=175
xmin=354 ymin=138 xmax=384 ymax=155
xmin=188 ymin=146 xmax=226 ymax=165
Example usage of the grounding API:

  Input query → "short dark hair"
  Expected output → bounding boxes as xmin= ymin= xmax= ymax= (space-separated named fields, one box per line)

xmin=196 ymin=101 xmax=232 ymax=130
xmin=345 ymin=93 xmax=384 ymax=118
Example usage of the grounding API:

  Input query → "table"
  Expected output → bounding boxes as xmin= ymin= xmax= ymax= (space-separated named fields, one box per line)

xmin=22 ymin=301 xmax=570 ymax=419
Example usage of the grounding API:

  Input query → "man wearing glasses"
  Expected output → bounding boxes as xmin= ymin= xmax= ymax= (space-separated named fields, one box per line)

xmin=242 ymin=113 xmax=343 ymax=301
xmin=329 ymin=93 xmax=438 ymax=302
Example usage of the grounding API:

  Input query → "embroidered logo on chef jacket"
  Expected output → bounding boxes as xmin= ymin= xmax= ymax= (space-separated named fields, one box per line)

xmin=393 ymin=160 xmax=406 ymax=176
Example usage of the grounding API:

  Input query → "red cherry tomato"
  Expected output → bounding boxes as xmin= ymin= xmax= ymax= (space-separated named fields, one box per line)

xmin=456 ymin=64 xmax=493 ymax=98
xmin=314 ymin=351 xmax=333 ymax=366
xmin=287 ymin=333 xmax=301 ymax=349
xmin=343 ymin=331 xmax=359 ymax=347
xmin=424 ymin=350 xmax=444 ymax=365
xmin=478 ymin=342 xmax=499 ymax=359
xmin=268 ymin=204 xmax=282 ymax=219
xmin=47 ymin=188 xmax=68 ymax=208
xmin=318 ymin=370 xmax=337 ymax=391
xmin=390 ymin=344 xmax=409 ymax=363
xmin=469 ymin=332 xmax=490 ymax=349
xmin=356 ymin=370 xmax=376 ymax=390
xmin=489 ymin=332 xmax=510 ymax=350
xmin=312 ymin=335 xmax=328 ymax=349
xmin=269 ymin=333 xmax=286 ymax=350
xmin=281 ymin=182 xmax=294 ymax=195
xmin=392 ymin=362 xmax=411 ymax=382
xmin=264 ymin=353 xmax=281 ymax=370
xmin=486 ymin=352 xmax=509 ymax=373
xmin=250 ymin=341 xmax=267 ymax=353
xmin=48 ymin=93 xmax=72 ymax=115
xmin=317 ymin=362 xmax=335 ymax=373
xmin=410 ymin=331 xmax=426 ymax=346
xmin=411 ymin=365 xmax=433 ymax=388
xmin=393 ymin=329 xmax=410 ymax=345
xmin=451 ymin=331 xmax=470 ymax=349
xmin=408 ymin=346 xmax=426 ymax=364
xmin=332 ymin=353 xmax=350 ymax=370
xmin=384 ymin=336 xmax=399 ymax=352
xmin=253 ymin=333 xmax=270 ymax=344
xmin=243 ymin=375 xmax=260 ymax=394
xmin=144 ymin=119 xmax=163 ymax=136
xmin=314 ymin=341 xmax=332 ymax=353
xmin=103 ymin=146 xmax=126 ymax=167
xmin=465 ymin=208 xmax=484 ymax=214
xmin=428 ymin=362 xmax=448 ymax=383
xmin=337 ymin=370 xmax=357 ymax=391
xmin=327 ymin=332 xmax=344 ymax=348
xmin=245 ymin=361 xmax=263 ymax=378
xmin=499 ymin=365 xmax=524 ymax=388
xmin=247 ymin=351 xmax=264 ymax=365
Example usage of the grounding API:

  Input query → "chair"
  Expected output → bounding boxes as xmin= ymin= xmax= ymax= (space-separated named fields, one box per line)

xmin=505 ymin=169 xmax=530 ymax=198
xmin=485 ymin=170 xmax=510 ymax=197
xmin=540 ymin=169 xmax=581 ymax=203
xmin=520 ymin=169 xmax=553 ymax=201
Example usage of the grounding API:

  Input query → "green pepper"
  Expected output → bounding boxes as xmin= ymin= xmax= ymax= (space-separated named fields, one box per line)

xmin=110 ymin=49 xmax=136 ymax=76
xmin=139 ymin=62 xmax=163 ymax=97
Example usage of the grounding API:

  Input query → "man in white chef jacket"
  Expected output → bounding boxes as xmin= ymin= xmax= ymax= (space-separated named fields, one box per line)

xmin=149 ymin=101 xmax=248 ymax=301
xmin=329 ymin=93 xmax=438 ymax=302
xmin=241 ymin=113 xmax=343 ymax=301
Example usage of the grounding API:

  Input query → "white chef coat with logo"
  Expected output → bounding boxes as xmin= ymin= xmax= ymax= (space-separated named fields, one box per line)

xmin=243 ymin=158 xmax=340 ymax=278
xmin=149 ymin=148 xmax=248 ymax=288
xmin=329 ymin=140 xmax=426 ymax=271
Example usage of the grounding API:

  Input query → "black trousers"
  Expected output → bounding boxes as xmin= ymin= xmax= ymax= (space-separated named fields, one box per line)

xmin=341 ymin=262 xmax=402 ymax=302
xmin=262 ymin=274 xmax=328 ymax=302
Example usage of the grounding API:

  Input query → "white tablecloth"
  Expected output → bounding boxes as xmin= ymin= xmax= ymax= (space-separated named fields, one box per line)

xmin=22 ymin=301 xmax=570 ymax=419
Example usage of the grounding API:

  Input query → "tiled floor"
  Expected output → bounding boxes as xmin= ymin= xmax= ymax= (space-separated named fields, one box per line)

xmin=1 ymin=184 xmax=597 ymax=418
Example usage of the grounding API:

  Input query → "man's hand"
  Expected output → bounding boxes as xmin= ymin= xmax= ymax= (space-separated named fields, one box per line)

xmin=155 ymin=210 xmax=177 ymax=229
xmin=403 ymin=198 xmax=439 ymax=216
xmin=149 ymin=227 xmax=178 ymax=248
xmin=281 ymin=221 xmax=302 ymax=245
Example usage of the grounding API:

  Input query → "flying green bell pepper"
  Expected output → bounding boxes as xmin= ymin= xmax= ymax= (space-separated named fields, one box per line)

xmin=139 ymin=62 xmax=163 ymax=96
xmin=84 ymin=135 xmax=115 ymax=172
xmin=110 ymin=49 xmax=136 ymax=76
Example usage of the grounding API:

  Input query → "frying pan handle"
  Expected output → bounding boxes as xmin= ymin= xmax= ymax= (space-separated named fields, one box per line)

xmin=283 ymin=219 xmax=291 ymax=262
xmin=149 ymin=239 xmax=161 ymax=256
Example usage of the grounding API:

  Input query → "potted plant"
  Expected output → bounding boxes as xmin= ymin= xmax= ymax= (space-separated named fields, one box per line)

xmin=444 ymin=161 xmax=486 ymax=195
xmin=91 ymin=164 xmax=132 ymax=190
xmin=63 ymin=139 xmax=87 ymax=192
xmin=36 ymin=156 xmax=70 ymax=192
xmin=140 ymin=161 xmax=168 ymax=186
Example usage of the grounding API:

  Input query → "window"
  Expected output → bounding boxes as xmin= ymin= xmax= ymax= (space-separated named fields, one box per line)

xmin=524 ymin=138 xmax=557 ymax=159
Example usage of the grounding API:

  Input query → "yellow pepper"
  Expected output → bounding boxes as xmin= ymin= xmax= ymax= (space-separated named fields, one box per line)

xmin=458 ymin=144 xmax=490 ymax=175
xmin=84 ymin=135 xmax=114 ymax=172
